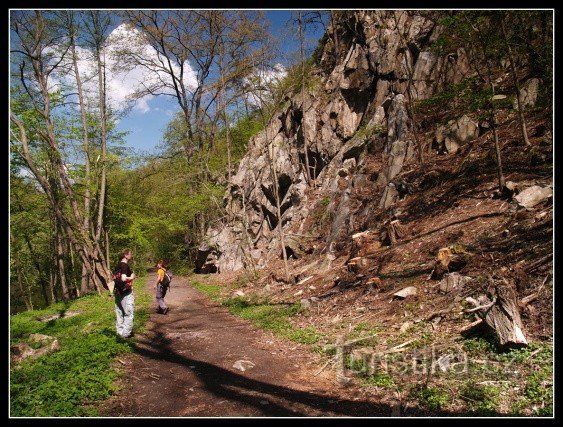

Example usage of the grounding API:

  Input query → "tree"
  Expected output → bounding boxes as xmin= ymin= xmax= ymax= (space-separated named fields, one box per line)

xmin=10 ymin=10 xmax=111 ymax=296
xmin=118 ymin=10 xmax=271 ymax=165
xmin=497 ymin=13 xmax=530 ymax=146
xmin=244 ymin=61 xmax=293 ymax=283
xmin=434 ymin=11 xmax=507 ymax=191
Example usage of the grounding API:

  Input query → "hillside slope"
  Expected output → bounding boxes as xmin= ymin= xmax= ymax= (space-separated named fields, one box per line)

xmin=194 ymin=11 xmax=552 ymax=415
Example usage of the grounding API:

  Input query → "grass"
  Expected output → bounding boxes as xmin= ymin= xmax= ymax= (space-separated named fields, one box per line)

xmin=223 ymin=297 xmax=322 ymax=345
xmin=190 ymin=281 xmax=223 ymax=300
xmin=191 ymin=281 xmax=323 ymax=346
xmin=10 ymin=279 xmax=151 ymax=417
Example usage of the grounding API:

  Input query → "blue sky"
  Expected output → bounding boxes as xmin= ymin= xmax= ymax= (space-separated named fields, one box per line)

xmin=115 ymin=10 xmax=326 ymax=155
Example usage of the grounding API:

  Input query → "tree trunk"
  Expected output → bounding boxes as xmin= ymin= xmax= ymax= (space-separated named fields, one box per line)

xmin=105 ymin=228 xmax=111 ymax=270
xmin=499 ymin=15 xmax=531 ymax=146
xmin=467 ymin=18 xmax=506 ymax=192
xmin=55 ymin=219 xmax=68 ymax=301
xmin=299 ymin=11 xmax=312 ymax=185
xmin=12 ymin=229 xmax=34 ymax=311
xmin=49 ymin=268 xmax=57 ymax=304
xmin=95 ymin=45 xmax=108 ymax=243
xmin=490 ymin=101 xmax=506 ymax=190
xmin=386 ymin=219 xmax=404 ymax=245
xmin=16 ymin=266 xmax=33 ymax=311
xmin=467 ymin=282 xmax=528 ymax=347
xmin=70 ymin=22 xmax=93 ymax=256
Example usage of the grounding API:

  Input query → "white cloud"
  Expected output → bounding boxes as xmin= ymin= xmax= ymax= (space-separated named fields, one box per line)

xmin=50 ymin=23 xmax=198 ymax=114
xmin=243 ymin=63 xmax=287 ymax=107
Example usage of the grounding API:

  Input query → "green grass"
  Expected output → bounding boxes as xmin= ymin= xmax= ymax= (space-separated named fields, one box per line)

xmin=191 ymin=281 xmax=223 ymax=300
xmin=10 ymin=280 xmax=151 ymax=417
xmin=362 ymin=372 xmax=396 ymax=388
xmin=222 ymin=297 xmax=321 ymax=344
xmin=191 ymin=281 xmax=323 ymax=346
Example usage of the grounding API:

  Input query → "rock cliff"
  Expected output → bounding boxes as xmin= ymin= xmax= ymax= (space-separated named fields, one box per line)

xmin=196 ymin=11 xmax=475 ymax=274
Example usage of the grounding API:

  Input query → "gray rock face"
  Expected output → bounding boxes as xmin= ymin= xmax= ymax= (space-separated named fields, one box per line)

xmin=435 ymin=115 xmax=479 ymax=154
xmin=514 ymin=78 xmax=541 ymax=110
xmin=196 ymin=11 xmax=474 ymax=274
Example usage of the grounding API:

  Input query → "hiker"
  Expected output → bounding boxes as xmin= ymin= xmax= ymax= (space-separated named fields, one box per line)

xmin=155 ymin=259 xmax=170 ymax=314
xmin=114 ymin=249 xmax=136 ymax=338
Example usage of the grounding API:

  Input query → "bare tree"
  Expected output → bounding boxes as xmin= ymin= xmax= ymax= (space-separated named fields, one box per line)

xmin=465 ymin=15 xmax=506 ymax=190
xmin=499 ymin=12 xmax=531 ymax=146
xmin=245 ymin=61 xmax=293 ymax=283
xmin=120 ymin=11 xmax=271 ymax=162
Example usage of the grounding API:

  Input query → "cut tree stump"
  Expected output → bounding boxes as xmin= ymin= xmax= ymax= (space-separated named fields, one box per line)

xmin=465 ymin=281 xmax=528 ymax=348
xmin=380 ymin=219 xmax=405 ymax=246
xmin=387 ymin=220 xmax=404 ymax=245
xmin=429 ymin=247 xmax=467 ymax=280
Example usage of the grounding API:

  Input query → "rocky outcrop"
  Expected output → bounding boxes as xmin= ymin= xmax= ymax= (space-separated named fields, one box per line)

xmin=196 ymin=11 xmax=474 ymax=274
xmin=434 ymin=115 xmax=479 ymax=154
xmin=514 ymin=78 xmax=541 ymax=111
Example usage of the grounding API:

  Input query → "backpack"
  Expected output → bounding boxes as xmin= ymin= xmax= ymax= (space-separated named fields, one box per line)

xmin=161 ymin=269 xmax=172 ymax=289
xmin=111 ymin=266 xmax=130 ymax=295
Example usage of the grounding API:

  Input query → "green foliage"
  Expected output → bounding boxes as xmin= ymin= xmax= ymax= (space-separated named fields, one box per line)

xmin=10 ymin=279 xmax=151 ymax=416
xmin=219 ymin=296 xmax=321 ymax=345
xmin=414 ymin=77 xmax=492 ymax=122
xmin=311 ymin=33 xmax=328 ymax=64
xmin=106 ymin=109 xmax=263 ymax=274
xmin=354 ymin=123 xmax=387 ymax=141
xmin=463 ymin=336 xmax=499 ymax=355
xmin=10 ymin=174 xmax=54 ymax=312
xmin=460 ymin=382 xmax=501 ymax=415
xmin=414 ymin=386 xmax=450 ymax=411
xmin=287 ymin=326 xmax=321 ymax=345
xmin=191 ymin=281 xmax=223 ymax=300
xmin=524 ymin=367 xmax=553 ymax=415
xmin=347 ymin=321 xmax=381 ymax=346
xmin=271 ymin=59 xmax=321 ymax=103
xmin=362 ymin=372 xmax=396 ymax=388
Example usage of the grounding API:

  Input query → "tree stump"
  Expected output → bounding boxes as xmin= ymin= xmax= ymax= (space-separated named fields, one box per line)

xmin=382 ymin=219 xmax=404 ymax=246
xmin=429 ymin=247 xmax=467 ymax=280
xmin=465 ymin=281 xmax=528 ymax=348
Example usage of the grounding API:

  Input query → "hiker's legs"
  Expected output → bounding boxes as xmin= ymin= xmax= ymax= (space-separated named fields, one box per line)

xmin=156 ymin=284 xmax=168 ymax=311
xmin=121 ymin=292 xmax=135 ymax=338
xmin=114 ymin=295 xmax=125 ymax=336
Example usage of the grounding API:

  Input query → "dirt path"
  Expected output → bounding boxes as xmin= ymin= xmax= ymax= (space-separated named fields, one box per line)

xmin=100 ymin=273 xmax=403 ymax=417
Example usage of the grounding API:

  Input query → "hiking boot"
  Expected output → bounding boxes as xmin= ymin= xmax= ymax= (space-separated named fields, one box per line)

xmin=163 ymin=307 xmax=169 ymax=315
xmin=156 ymin=307 xmax=163 ymax=314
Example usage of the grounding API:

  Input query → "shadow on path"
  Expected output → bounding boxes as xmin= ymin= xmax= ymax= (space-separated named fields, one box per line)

xmin=132 ymin=325 xmax=495 ymax=417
